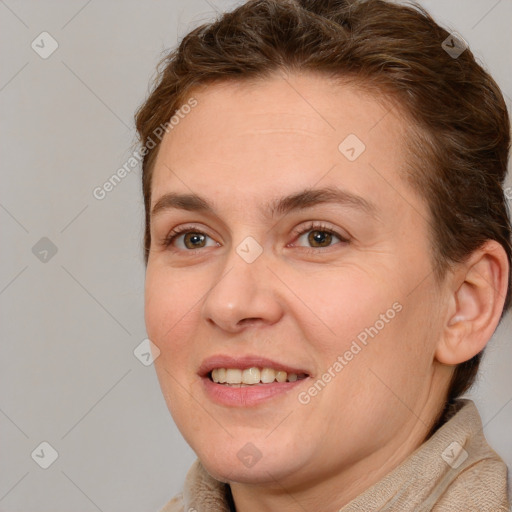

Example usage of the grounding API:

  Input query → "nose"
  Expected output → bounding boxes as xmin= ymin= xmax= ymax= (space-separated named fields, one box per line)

xmin=201 ymin=246 xmax=283 ymax=333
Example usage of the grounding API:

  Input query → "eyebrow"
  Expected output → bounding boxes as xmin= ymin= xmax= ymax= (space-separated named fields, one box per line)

xmin=150 ymin=186 xmax=377 ymax=221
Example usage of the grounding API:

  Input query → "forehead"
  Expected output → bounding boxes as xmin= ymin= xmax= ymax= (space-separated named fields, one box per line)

xmin=150 ymin=73 xmax=425 ymax=222
xmin=156 ymin=74 xmax=398 ymax=157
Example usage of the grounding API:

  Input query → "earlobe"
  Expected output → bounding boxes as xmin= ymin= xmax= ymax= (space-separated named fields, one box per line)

xmin=435 ymin=240 xmax=509 ymax=366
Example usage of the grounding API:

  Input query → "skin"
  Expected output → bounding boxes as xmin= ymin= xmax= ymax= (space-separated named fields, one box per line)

xmin=144 ymin=72 xmax=508 ymax=511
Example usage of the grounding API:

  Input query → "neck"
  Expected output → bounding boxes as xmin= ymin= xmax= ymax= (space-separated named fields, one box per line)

xmin=229 ymin=380 xmax=449 ymax=512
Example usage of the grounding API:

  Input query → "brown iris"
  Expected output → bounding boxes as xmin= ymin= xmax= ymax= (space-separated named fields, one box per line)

xmin=184 ymin=232 xmax=207 ymax=249
xmin=308 ymin=230 xmax=332 ymax=248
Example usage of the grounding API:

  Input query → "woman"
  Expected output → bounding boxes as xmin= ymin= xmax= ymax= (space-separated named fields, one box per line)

xmin=135 ymin=0 xmax=511 ymax=510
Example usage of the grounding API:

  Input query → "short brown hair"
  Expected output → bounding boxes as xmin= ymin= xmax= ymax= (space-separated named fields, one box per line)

xmin=135 ymin=0 xmax=511 ymax=402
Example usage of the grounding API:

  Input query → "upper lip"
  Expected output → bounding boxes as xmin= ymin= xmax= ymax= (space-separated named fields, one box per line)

xmin=198 ymin=354 xmax=311 ymax=378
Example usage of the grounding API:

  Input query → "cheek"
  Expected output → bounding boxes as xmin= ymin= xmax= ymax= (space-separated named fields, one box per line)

xmin=296 ymin=267 xmax=433 ymax=402
xmin=144 ymin=269 xmax=198 ymax=415
xmin=144 ymin=268 xmax=200 ymax=389
xmin=293 ymin=266 xmax=400 ymax=351
xmin=350 ymin=297 xmax=439 ymax=413
xmin=144 ymin=266 xmax=196 ymax=341
xmin=144 ymin=270 xmax=168 ymax=344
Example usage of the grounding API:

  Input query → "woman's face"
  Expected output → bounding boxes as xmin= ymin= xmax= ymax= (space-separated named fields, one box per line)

xmin=145 ymin=72 xmax=451 ymax=489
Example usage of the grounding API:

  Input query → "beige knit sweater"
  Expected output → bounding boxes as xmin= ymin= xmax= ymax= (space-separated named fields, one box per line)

xmin=159 ymin=399 xmax=510 ymax=511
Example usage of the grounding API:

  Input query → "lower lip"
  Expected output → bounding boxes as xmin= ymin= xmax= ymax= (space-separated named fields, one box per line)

xmin=202 ymin=376 xmax=309 ymax=407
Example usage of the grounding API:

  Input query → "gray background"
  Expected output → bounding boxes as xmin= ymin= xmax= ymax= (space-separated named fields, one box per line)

xmin=0 ymin=1 xmax=511 ymax=511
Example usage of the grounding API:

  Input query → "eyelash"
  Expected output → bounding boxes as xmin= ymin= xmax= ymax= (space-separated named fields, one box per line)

xmin=161 ymin=221 xmax=349 ymax=254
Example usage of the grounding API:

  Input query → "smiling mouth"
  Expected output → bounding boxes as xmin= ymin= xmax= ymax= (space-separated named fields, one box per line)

xmin=209 ymin=367 xmax=309 ymax=386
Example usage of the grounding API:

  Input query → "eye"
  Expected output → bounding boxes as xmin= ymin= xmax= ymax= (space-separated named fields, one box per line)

xmin=160 ymin=221 xmax=349 ymax=253
xmin=291 ymin=221 xmax=349 ymax=251
xmin=162 ymin=225 xmax=218 ymax=251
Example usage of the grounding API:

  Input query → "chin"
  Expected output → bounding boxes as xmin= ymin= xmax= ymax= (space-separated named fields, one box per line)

xmin=196 ymin=441 xmax=307 ymax=486
xmin=201 ymin=458 xmax=286 ymax=485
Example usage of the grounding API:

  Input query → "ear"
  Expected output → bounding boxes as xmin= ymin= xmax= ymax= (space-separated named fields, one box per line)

xmin=435 ymin=240 xmax=509 ymax=365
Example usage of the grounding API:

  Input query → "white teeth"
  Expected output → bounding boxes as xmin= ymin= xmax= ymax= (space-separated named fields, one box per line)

xmin=210 ymin=367 xmax=306 ymax=385
xmin=242 ymin=367 xmax=261 ymax=384
xmin=225 ymin=368 xmax=242 ymax=384
xmin=260 ymin=368 xmax=276 ymax=383
xmin=275 ymin=370 xmax=287 ymax=382
xmin=211 ymin=368 xmax=227 ymax=383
